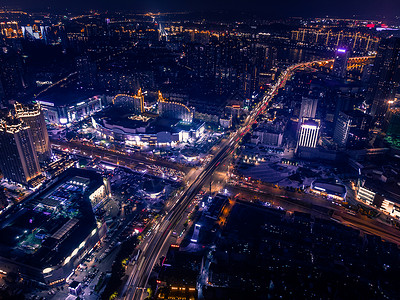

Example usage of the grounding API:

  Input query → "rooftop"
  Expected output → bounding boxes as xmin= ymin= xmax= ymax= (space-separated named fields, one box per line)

xmin=94 ymin=106 xmax=204 ymax=135
xmin=205 ymin=200 xmax=400 ymax=299
xmin=35 ymin=83 xmax=101 ymax=107
xmin=0 ymin=168 xmax=103 ymax=269
xmin=311 ymin=180 xmax=347 ymax=197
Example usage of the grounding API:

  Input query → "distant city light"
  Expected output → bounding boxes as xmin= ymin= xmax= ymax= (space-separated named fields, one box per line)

xmin=337 ymin=49 xmax=346 ymax=53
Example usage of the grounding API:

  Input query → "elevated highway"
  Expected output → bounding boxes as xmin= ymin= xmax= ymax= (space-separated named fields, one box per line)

xmin=122 ymin=55 xmax=374 ymax=300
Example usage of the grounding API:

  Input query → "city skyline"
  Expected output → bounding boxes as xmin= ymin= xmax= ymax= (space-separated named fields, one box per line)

xmin=0 ymin=5 xmax=400 ymax=300
xmin=0 ymin=0 xmax=400 ymax=19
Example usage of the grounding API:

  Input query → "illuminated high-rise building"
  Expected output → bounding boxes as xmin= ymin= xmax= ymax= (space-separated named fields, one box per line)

xmin=333 ymin=112 xmax=351 ymax=147
xmin=336 ymin=110 xmax=371 ymax=148
xmin=297 ymin=119 xmax=320 ymax=149
xmin=0 ymin=117 xmax=41 ymax=185
xmin=14 ymin=102 xmax=51 ymax=163
xmin=297 ymin=97 xmax=318 ymax=137
xmin=113 ymin=88 xmax=144 ymax=114
xmin=332 ymin=48 xmax=349 ymax=78
xmin=367 ymin=38 xmax=400 ymax=118
xmin=299 ymin=97 xmax=318 ymax=120
xmin=333 ymin=94 xmax=353 ymax=126
xmin=157 ymin=91 xmax=193 ymax=123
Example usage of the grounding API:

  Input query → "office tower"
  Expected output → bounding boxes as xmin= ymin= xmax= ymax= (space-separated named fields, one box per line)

xmin=0 ymin=117 xmax=41 ymax=185
xmin=158 ymin=91 xmax=193 ymax=123
xmin=333 ymin=110 xmax=371 ymax=148
xmin=361 ymin=63 xmax=373 ymax=83
xmin=367 ymin=38 xmax=400 ymax=118
xmin=297 ymin=119 xmax=320 ymax=148
xmin=14 ymin=102 xmax=51 ymax=163
xmin=133 ymin=88 xmax=145 ymax=114
xmin=297 ymin=97 xmax=318 ymax=137
xmin=113 ymin=88 xmax=144 ymax=114
xmin=299 ymin=97 xmax=318 ymax=120
xmin=76 ymin=55 xmax=97 ymax=89
xmin=333 ymin=112 xmax=351 ymax=147
xmin=333 ymin=94 xmax=353 ymax=125
xmin=332 ymin=48 xmax=349 ymax=78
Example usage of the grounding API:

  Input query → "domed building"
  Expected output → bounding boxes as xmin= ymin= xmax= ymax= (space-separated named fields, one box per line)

xmin=142 ymin=178 xmax=165 ymax=199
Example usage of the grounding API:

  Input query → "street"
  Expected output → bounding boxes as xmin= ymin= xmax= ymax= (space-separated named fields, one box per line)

xmin=121 ymin=56 xmax=328 ymax=300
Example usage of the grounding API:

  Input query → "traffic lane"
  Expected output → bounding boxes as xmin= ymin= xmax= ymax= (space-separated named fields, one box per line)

xmin=232 ymin=181 xmax=334 ymax=209
xmin=122 ymin=169 xmax=206 ymax=296
xmin=333 ymin=211 xmax=400 ymax=244
xmin=133 ymin=197 xmax=195 ymax=300
xmin=125 ymin=145 xmax=233 ymax=295
xmin=134 ymin=230 xmax=169 ymax=300
xmin=128 ymin=152 xmax=231 ymax=299
xmin=230 ymin=185 xmax=400 ymax=245
xmin=125 ymin=57 xmax=361 ymax=298
xmin=227 ymin=185 xmax=333 ymax=218
xmin=129 ymin=116 xmax=251 ymax=296
xmin=124 ymin=60 xmax=297 ymax=299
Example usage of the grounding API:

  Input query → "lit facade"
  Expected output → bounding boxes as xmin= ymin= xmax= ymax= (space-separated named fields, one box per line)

xmin=297 ymin=119 xmax=320 ymax=149
xmin=92 ymin=116 xmax=204 ymax=148
xmin=0 ymin=117 xmax=41 ymax=185
xmin=333 ymin=111 xmax=351 ymax=147
xmin=367 ymin=38 xmax=400 ymax=117
xmin=158 ymin=91 xmax=193 ymax=123
xmin=0 ymin=169 xmax=108 ymax=286
xmin=290 ymin=28 xmax=379 ymax=52
xmin=297 ymin=97 xmax=318 ymax=137
xmin=332 ymin=48 xmax=349 ymax=78
xmin=14 ymin=102 xmax=51 ymax=163
xmin=113 ymin=88 xmax=145 ymax=114
xmin=357 ymin=181 xmax=400 ymax=219
xmin=37 ymin=95 xmax=103 ymax=125
xmin=310 ymin=181 xmax=347 ymax=201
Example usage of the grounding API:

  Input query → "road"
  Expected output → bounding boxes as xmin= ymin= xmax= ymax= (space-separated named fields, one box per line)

xmin=121 ymin=58 xmax=332 ymax=300
xmin=333 ymin=211 xmax=400 ymax=245
xmin=50 ymin=138 xmax=190 ymax=173
xmin=227 ymin=183 xmax=400 ymax=244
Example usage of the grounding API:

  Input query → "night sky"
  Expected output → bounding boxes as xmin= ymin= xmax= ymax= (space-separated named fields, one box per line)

xmin=1 ymin=0 xmax=400 ymax=19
